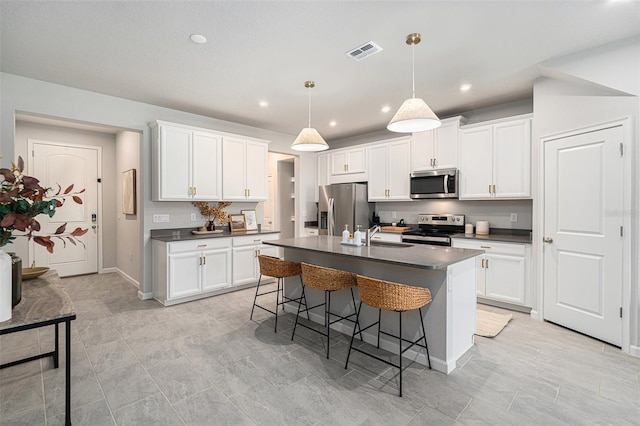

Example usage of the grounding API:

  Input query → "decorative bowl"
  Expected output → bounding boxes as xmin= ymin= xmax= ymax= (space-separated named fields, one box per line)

xmin=22 ymin=266 xmax=50 ymax=280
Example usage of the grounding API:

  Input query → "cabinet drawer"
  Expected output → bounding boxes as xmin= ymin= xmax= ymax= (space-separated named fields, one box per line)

xmin=451 ymin=239 xmax=526 ymax=256
xmin=168 ymin=238 xmax=231 ymax=254
xmin=232 ymin=233 xmax=280 ymax=247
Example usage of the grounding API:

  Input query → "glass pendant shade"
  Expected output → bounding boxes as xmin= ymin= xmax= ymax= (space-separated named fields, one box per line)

xmin=387 ymin=97 xmax=441 ymax=132
xmin=291 ymin=127 xmax=329 ymax=151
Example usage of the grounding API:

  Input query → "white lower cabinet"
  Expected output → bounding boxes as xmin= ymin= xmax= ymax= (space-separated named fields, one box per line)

xmin=153 ymin=232 xmax=280 ymax=306
xmin=452 ymin=238 xmax=531 ymax=307
xmin=231 ymin=233 xmax=280 ymax=286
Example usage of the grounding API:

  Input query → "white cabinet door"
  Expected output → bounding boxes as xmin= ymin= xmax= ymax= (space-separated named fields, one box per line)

xmin=201 ymin=248 xmax=231 ymax=292
xmin=316 ymin=153 xmax=329 ymax=202
xmin=369 ymin=232 xmax=402 ymax=243
xmin=475 ymin=255 xmax=486 ymax=296
xmin=367 ymin=144 xmax=389 ymax=201
xmin=484 ymin=253 xmax=526 ymax=305
xmin=411 ymin=130 xmax=435 ymax=172
xmin=232 ymin=245 xmax=258 ymax=286
xmin=433 ymin=120 xmax=459 ymax=170
xmin=330 ymin=147 xmax=366 ymax=176
xmin=459 ymin=126 xmax=493 ymax=199
xmin=222 ymin=137 xmax=248 ymax=201
xmin=192 ymin=131 xmax=222 ymax=200
xmin=386 ymin=140 xmax=411 ymax=201
xmin=160 ymin=125 xmax=192 ymax=200
xmin=168 ymin=252 xmax=201 ymax=299
xmin=245 ymin=141 xmax=268 ymax=201
xmin=493 ymin=119 xmax=531 ymax=198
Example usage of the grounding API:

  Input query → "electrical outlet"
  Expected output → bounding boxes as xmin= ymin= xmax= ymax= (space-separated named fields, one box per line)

xmin=191 ymin=213 xmax=197 ymax=221
xmin=153 ymin=214 xmax=170 ymax=223
xmin=392 ymin=211 xmax=397 ymax=219
xmin=129 ymin=252 xmax=133 ymax=262
xmin=510 ymin=213 xmax=518 ymax=222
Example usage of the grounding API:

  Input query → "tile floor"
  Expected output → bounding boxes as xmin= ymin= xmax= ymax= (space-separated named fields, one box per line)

xmin=1 ymin=272 xmax=639 ymax=425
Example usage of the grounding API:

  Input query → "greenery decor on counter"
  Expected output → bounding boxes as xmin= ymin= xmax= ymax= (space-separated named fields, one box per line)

xmin=192 ymin=201 xmax=232 ymax=230
xmin=0 ymin=155 xmax=88 ymax=252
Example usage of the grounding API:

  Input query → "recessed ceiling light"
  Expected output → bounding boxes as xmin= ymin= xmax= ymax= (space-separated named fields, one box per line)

xmin=460 ymin=83 xmax=472 ymax=92
xmin=190 ymin=34 xmax=207 ymax=44
xmin=381 ymin=106 xmax=391 ymax=113
xmin=329 ymin=121 xmax=337 ymax=127
xmin=259 ymin=100 xmax=269 ymax=107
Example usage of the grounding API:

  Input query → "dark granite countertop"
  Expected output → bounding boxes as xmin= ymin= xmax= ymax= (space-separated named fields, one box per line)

xmin=0 ymin=270 xmax=75 ymax=330
xmin=151 ymin=228 xmax=281 ymax=242
xmin=451 ymin=228 xmax=532 ymax=244
xmin=264 ymin=236 xmax=482 ymax=270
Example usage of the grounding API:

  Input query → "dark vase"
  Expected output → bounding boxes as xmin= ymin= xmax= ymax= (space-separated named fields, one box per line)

xmin=8 ymin=252 xmax=22 ymax=307
xmin=206 ymin=221 xmax=216 ymax=231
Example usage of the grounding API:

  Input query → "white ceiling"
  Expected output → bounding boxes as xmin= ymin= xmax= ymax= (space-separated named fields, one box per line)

xmin=1 ymin=1 xmax=639 ymax=140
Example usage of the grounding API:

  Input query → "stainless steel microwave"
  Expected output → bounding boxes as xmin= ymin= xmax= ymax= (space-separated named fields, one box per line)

xmin=410 ymin=168 xmax=458 ymax=199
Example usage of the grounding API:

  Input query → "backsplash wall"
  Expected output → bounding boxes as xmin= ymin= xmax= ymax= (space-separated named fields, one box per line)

xmin=374 ymin=199 xmax=533 ymax=230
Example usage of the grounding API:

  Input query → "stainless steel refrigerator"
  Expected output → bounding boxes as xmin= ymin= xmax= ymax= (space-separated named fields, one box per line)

xmin=318 ymin=183 xmax=371 ymax=236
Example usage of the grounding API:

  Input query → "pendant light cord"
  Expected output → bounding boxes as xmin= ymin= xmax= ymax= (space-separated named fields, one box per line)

xmin=308 ymin=86 xmax=312 ymax=128
xmin=411 ymin=41 xmax=416 ymax=98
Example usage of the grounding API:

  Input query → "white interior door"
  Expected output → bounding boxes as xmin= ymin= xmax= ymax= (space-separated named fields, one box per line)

xmin=31 ymin=142 xmax=99 ymax=277
xmin=543 ymin=126 xmax=623 ymax=346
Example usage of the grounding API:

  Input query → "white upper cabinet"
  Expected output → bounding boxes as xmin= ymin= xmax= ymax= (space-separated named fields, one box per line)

xmin=316 ymin=153 xmax=329 ymax=201
xmin=152 ymin=121 xmax=222 ymax=201
xmin=329 ymin=147 xmax=367 ymax=183
xmin=411 ymin=116 xmax=465 ymax=171
xmin=222 ymin=136 xmax=269 ymax=201
xmin=368 ymin=138 xmax=411 ymax=202
xmin=459 ymin=115 xmax=531 ymax=199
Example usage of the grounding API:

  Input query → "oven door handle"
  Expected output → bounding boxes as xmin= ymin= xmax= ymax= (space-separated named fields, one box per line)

xmin=444 ymin=174 xmax=449 ymax=194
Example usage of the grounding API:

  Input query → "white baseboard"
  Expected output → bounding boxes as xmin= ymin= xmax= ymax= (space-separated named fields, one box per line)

xmin=100 ymin=267 xmax=117 ymax=274
xmin=283 ymin=303 xmax=449 ymax=374
xmin=113 ymin=268 xmax=140 ymax=289
xmin=138 ymin=290 xmax=154 ymax=300
xmin=530 ymin=309 xmax=540 ymax=320
xmin=629 ymin=345 xmax=640 ymax=358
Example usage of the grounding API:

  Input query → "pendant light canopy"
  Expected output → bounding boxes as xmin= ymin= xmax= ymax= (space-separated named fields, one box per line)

xmin=387 ymin=33 xmax=441 ymax=133
xmin=291 ymin=81 xmax=329 ymax=152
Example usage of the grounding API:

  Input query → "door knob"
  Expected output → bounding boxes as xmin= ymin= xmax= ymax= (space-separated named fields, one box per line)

xmin=543 ymin=237 xmax=553 ymax=243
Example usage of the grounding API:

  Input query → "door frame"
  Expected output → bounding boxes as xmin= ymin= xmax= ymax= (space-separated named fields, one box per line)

xmin=27 ymin=139 xmax=103 ymax=274
xmin=536 ymin=117 xmax=633 ymax=353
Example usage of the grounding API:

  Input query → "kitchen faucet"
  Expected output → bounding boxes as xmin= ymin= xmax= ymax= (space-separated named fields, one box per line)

xmin=365 ymin=225 xmax=381 ymax=246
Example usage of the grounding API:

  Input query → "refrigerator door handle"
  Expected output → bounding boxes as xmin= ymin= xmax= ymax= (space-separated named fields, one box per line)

xmin=328 ymin=197 xmax=335 ymax=236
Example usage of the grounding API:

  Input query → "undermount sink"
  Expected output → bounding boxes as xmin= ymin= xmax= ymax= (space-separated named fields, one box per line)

xmin=369 ymin=240 xmax=414 ymax=248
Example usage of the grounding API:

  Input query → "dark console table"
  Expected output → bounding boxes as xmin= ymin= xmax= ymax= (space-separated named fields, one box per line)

xmin=0 ymin=271 xmax=76 ymax=426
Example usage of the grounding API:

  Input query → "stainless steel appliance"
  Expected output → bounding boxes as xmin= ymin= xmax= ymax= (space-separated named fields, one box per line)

xmin=318 ymin=183 xmax=371 ymax=236
xmin=410 ymin=168 xmax=458 ymax=199
xmin=401 ymin=214 xmax=465 ymax=246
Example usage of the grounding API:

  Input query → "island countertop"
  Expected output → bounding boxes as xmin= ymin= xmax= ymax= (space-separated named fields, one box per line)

xmin=264 ymin=236 xmax=482 ymax=270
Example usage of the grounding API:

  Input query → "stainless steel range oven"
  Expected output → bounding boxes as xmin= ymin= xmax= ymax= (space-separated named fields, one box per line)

xmin=401 ymin=214 xmax=465 ymax=247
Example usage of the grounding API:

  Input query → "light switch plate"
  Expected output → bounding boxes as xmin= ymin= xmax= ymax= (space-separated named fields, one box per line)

xmin=153 ymin=214 xmax=170 ymax=223
xmin=191 ymin=213 xmax=197 ymax=221
xmin=510 ymin=213 xmax=518 ymax=222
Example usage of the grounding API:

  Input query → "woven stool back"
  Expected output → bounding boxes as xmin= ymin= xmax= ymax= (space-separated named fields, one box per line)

xmin=301 ymin=263 xmax=357 ymax=291
xmin=258 ymin=255 xmax=302 ymax=278
xmin=356 ymin=275 xmax=432 ymax=312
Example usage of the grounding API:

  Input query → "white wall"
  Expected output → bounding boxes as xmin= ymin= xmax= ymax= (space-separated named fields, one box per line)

xmin=0 ymin=73 xmax=313 ymax=298
xmin=533 ymin=35 xmax=640 ymax=353
xmin=115 ymin=130 xmax=142 ymax=285
xmin=12 ymin=120 xmax=118 ymax=269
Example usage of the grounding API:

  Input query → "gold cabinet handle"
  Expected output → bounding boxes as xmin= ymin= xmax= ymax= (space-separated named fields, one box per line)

xmin=202 ymin=256 xmax=206 ymax=265
xmin=485 ymin=259 xmax=489 ymax=268
xmin=199 ymin=256 xmax=202 ymax=266
xmin=248 ymin=188 xmax=250 ymax=197
xmin=488 ymin=184 xmax=492 ymax=194
xmin=481 ymin=258 xmax=485 ymax=268
xmin=493 ymin=184 xmax=496 ymax=194
xmin=433 ymin=158 xmax=437 ymax=167
xmin=193 ymin=186 xmax=197 ymax=196
xmin=480 ymin=246 xmax=491 ymax=249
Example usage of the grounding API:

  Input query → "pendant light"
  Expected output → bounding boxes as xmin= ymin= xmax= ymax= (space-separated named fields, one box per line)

xmin=291 ymin=80 xmax=329 ymax=152
xmin=387 ymin=33 xmax=441 ymax=133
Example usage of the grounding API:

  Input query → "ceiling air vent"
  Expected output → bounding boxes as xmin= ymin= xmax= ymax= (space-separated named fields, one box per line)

xmin=346 ymin=41 xmax=383 ymax=61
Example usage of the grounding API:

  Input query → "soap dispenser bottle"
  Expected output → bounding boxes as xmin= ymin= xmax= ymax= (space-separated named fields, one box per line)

xmin=342 ymin=224 xmax=350 ymax=243
xmin=353 ymin=225 xmax=362 ymax=245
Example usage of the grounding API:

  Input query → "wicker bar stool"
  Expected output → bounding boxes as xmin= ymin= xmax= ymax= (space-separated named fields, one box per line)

xmin=292 ymin=263 xmax=360 ymax=359
xmin=345 ymin=275 xmax=432 ymax=397
xmin=250 ymin=255 xmax=305 ymax=333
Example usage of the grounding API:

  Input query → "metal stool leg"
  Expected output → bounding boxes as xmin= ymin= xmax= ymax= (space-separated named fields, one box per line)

xmin=326 ymin=291 xmax=331 ymax=359
xmin=274 ymin=277 xmax=282 ymax=332
xmin=398 ymin=310 xmax=403 ymax=397
xmin=350 ymin=288 xmax=362 ymax=341
xmin=418 ymin=307 xmax=431 ymax=369
xmin=377 ymin=308 xmax=382 ymax=348
xmin=345 ymin=301 xmax=363 ymax=369
xmin=250 ymin=274 xmax=263 ymax=320
xmin=291 ymin=284 xmax=307 ymax=341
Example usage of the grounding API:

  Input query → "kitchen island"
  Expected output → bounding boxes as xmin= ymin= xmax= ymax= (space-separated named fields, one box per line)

xmin=264 ymin=236 xmax=482 ymax=374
